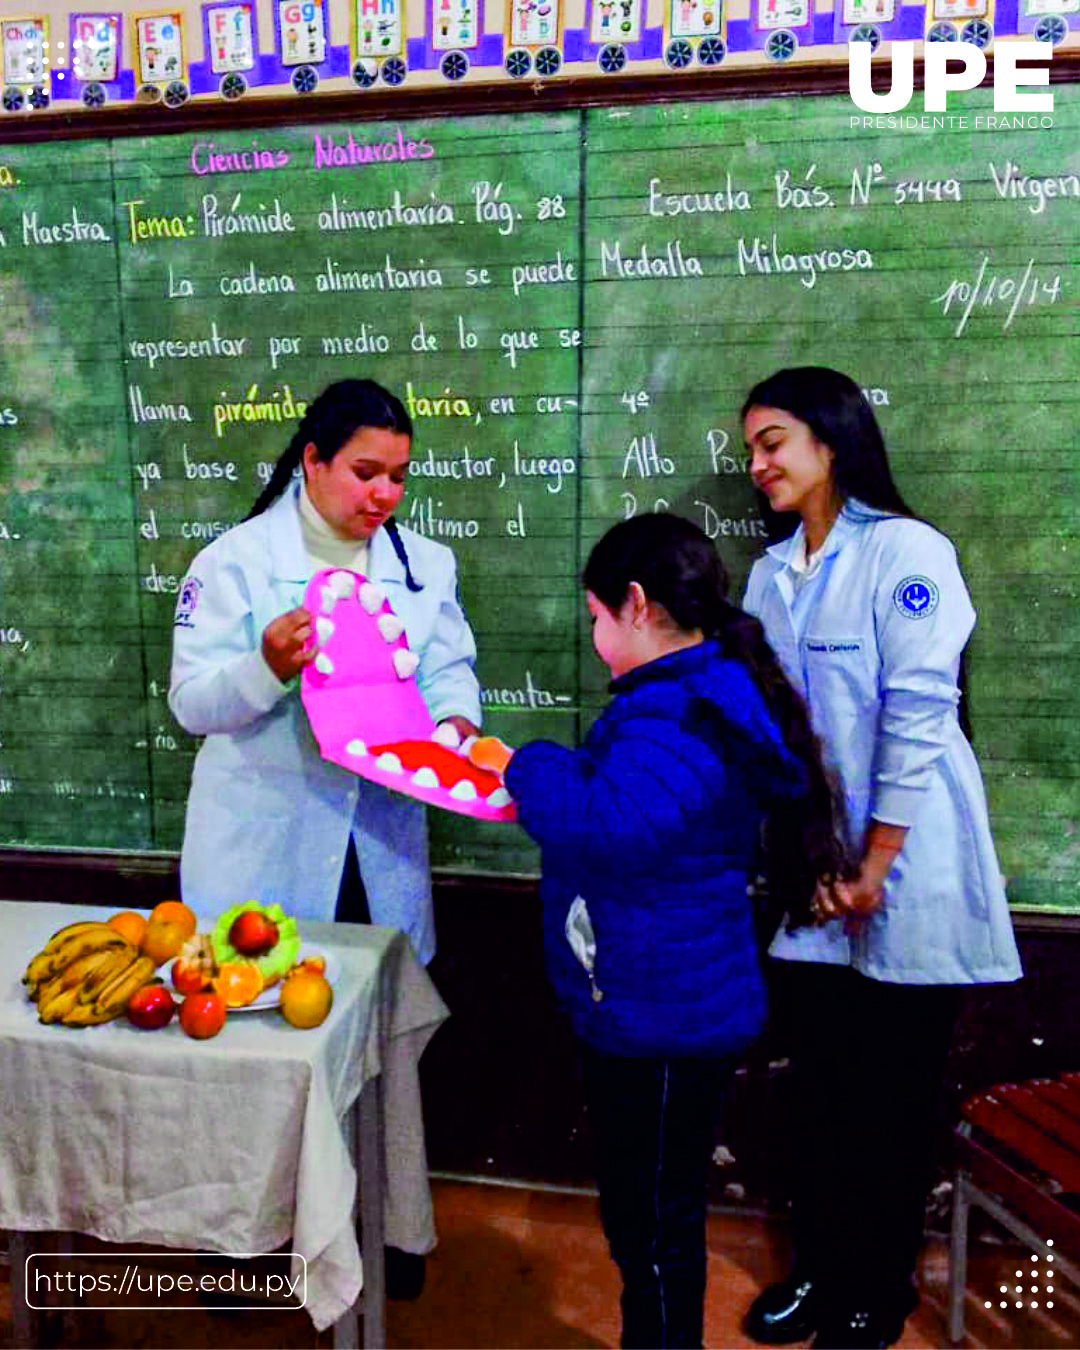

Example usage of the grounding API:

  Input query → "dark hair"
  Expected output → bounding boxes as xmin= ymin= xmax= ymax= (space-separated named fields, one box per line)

xmin=741 ymin=367 xmax=915 ymax=530
xmin=246 ymin=378 xmax=423 ymax=591
xmin=742 ymin=367 xmax=974 ymax=742
xmin=584 ymin=513 xmax=851 ymax=929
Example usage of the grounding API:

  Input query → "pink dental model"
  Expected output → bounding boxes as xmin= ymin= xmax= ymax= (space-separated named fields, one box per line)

xmin=300 ymin=567 xmax=516 ymax=822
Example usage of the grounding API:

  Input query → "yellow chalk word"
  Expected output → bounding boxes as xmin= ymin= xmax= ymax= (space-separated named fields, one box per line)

xmin=125 ymin=199 xmax=193 ymax=244
xmin=213 ymin=382 xmax=308 ymax=439
xmin=404 ymin=381 xmax=473 ymax=419
xmin=0 ymin=167 xmax=14 ymax=188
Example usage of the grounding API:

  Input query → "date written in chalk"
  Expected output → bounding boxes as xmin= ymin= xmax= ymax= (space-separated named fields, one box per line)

xmin=932 ymin=256 xmax=1062 ymax=338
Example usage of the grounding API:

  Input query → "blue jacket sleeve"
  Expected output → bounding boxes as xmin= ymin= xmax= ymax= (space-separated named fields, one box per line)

xmin=870 ymin=523 xmax=975 ymax=826
xmin=505 ymin=722 xmax=730 ymax=874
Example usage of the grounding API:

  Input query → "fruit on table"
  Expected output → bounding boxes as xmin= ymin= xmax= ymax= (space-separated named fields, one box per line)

xmin=148 ymin=900 xmax=197 ymax=940
xmin=292 ymin=955 xmax=327 ymax=977
xmin=214 ymin=962 xmax=264 ymax=1008
xmin=279 ymin=969 xmax=333 ymax=1029
xmin=228 ymin=909 xmax=279 ymax=956
xmin=107 ymin=911 xmax=149 ymax=947
xmin=23 ymin=922 xmax=158 ymax=1027
xmin=127 ymin=984 xmax=176 ymax=1030
xmin=211 ymin=902 xmax=300 ymax=987
xmin=141 ymin=920 xmax=189 ymax=968
xmin=171 ymin=934 xmax=216 ymax=994
xmin=178 ymin=991 xmax=227 ymax=1040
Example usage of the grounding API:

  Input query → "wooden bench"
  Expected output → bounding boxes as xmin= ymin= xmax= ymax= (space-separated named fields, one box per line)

xmin=949 ymin=1072 xmax=1080 ymax=1343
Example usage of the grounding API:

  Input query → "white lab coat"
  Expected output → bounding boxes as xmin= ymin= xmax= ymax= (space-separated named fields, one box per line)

xmin=744 ymin=503 xmax=1021 ymax=985
xmin=168 ymin=483 xmax=482 ymax=964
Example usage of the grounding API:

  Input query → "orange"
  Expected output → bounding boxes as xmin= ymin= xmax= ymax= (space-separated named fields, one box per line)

xmin=141 ymin=919 xmax=188 ymax=968
xmin=107 ymin=911 xmax=148 ymax=947
xmin=148 ymin=900 xmax=197 ymax=940
xmin=214 ymin=962 xmax=263 ymax=1008
xmin=468 ymin=736 xmax=513 ymax=776
xmin=279 ymin=971 xmax=333 ymax=1029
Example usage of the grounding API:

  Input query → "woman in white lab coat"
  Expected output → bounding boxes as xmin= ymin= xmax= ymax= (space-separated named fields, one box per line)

xmin=169 ymin=378 xmax=482 ymax=967
xmin=739 ymin=368 xmax=1021 ymax=1350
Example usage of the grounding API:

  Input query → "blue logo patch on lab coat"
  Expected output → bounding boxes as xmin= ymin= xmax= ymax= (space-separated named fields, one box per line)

xmin=174 ymin=576 xmax=203 ymax=628
xmin=893 ymin=575 xmax=939 ymax=620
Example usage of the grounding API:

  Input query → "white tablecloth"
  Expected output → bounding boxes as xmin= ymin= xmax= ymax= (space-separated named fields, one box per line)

xmin=0 ymin=900 xmax=449 ymax=1331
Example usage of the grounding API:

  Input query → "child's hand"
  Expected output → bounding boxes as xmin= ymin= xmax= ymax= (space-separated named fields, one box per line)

xmin=469 ymin=736 xmax=514 ymax=777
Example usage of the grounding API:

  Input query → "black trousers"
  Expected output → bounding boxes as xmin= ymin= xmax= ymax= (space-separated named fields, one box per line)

xmin=773 ymin=961 xmax=962 ymax=1305
xmin=581 ymin=1049 xmax=738 ymax=1350
xmin=334 ymin=838 xmax=372 ymax=925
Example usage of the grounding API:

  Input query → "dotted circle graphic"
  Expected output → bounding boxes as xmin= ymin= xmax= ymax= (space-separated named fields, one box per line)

xmin=985 ymin=1241 xmax=1055 ymax=1311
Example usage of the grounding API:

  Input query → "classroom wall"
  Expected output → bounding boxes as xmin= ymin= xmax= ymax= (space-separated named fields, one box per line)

xmin=0 ymin=0 xmax=1076 ymax=1219
xmin=0 ymin=0 xmax=1076 ymax=113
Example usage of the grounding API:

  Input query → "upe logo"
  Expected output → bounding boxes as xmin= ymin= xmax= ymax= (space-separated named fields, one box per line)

xmin=849 ymin=39 xmax=1054 ymax=114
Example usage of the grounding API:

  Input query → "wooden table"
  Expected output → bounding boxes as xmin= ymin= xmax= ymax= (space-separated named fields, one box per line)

xmin=0 ymin=901 xmax=449 ymax=1350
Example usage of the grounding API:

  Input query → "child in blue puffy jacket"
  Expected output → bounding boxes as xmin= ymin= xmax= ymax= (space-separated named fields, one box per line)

xmin=501 ymin=513 xmax=847 ymax=1350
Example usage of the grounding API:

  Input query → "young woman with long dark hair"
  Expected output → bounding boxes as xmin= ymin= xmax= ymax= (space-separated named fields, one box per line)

xmin=739 ymin=368 xmax=1021 ymax=1350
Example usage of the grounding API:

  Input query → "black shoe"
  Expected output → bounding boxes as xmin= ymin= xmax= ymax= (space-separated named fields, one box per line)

xmin=744 ymin=1273 xmax=823 ymax=1344
xmin=811 ymin=1288 xmax=918 ymax=1350
xmin=384 ymin=1246 xmax=426 ymax=1301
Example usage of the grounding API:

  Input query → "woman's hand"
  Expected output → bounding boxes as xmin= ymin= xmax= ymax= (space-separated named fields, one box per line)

xmin=811 ymin=821 xmax=908 ymax=928
xmin=262 ymin=607 xmax=316 ymax=683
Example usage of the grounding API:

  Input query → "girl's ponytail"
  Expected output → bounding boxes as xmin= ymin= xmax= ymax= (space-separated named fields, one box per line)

xmin=584 ymin=513 xmax=851 ymax=932
xmin=712 ymin=603 xmax=853 ymax=930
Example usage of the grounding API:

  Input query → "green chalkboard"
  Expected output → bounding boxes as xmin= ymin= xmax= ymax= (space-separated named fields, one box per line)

xmin=0 ymin=89 xmax=1076 ymax=909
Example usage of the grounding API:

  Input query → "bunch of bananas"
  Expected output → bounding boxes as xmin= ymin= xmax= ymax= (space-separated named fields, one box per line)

xmin=23 ymin=921 xmax=157 ymax=1027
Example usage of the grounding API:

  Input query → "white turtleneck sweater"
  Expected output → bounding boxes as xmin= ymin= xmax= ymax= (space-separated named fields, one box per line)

xmin=297 ymin=479 xmax=370 ymax=577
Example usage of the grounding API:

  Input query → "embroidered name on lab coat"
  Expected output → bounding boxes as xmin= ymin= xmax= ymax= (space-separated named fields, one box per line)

xmin=805 ymin=639 xmax=863 ymax=654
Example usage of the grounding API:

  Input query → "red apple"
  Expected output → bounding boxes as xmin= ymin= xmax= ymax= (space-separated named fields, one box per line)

xmin=179 ymin=991 xmax=227 ymax=1040
xmin=127 ymin=984 xmax=176 ymax=1030
xmin=229 ymin=909 xmax=280 ymax=956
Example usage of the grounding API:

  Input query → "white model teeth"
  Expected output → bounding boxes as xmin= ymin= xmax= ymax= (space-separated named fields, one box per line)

xmin=459 ymin=735 xmax=478 ymax=757
xmin=346 ymin=740 xmax=368 ymax=757
xmin=375 ymin=752 xmax=403 ymax=774
xmin=432 ymin=723 xmax=462 ymax=749
xmin=377 ymin=614 xmax=405 ymax=643
xmin=328 ymin=570 xmax=355 ymax=598
xmin=315 ymin=617 xmax=335 ymax=645
xmin=393 ymin=649 xmax=420 ymax=680
xmin=486 ymin=787 xmax=512 ymax=808
xmin=359 ymin=582 xmax=385 ymax=614
xmin=319 ymin=586 xmax=338 ymax=615
xmin=411 ymin=767 xmax=440 ymax=788
xmin=314 ymin=653 xmax=334 ymax=675
xmin=449 ymin=780 xmax=478 ymax=802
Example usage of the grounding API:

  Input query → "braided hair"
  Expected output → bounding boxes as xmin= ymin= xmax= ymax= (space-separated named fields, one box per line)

xmin=583 ymin=513 xmax=851 ymax=930
xmin=246 ymin=378 xmax=423 ymax=591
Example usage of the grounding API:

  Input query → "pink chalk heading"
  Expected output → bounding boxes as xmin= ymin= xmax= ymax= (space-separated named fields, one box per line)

xmin=300 ymin=567 xmax=516 ymax=823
